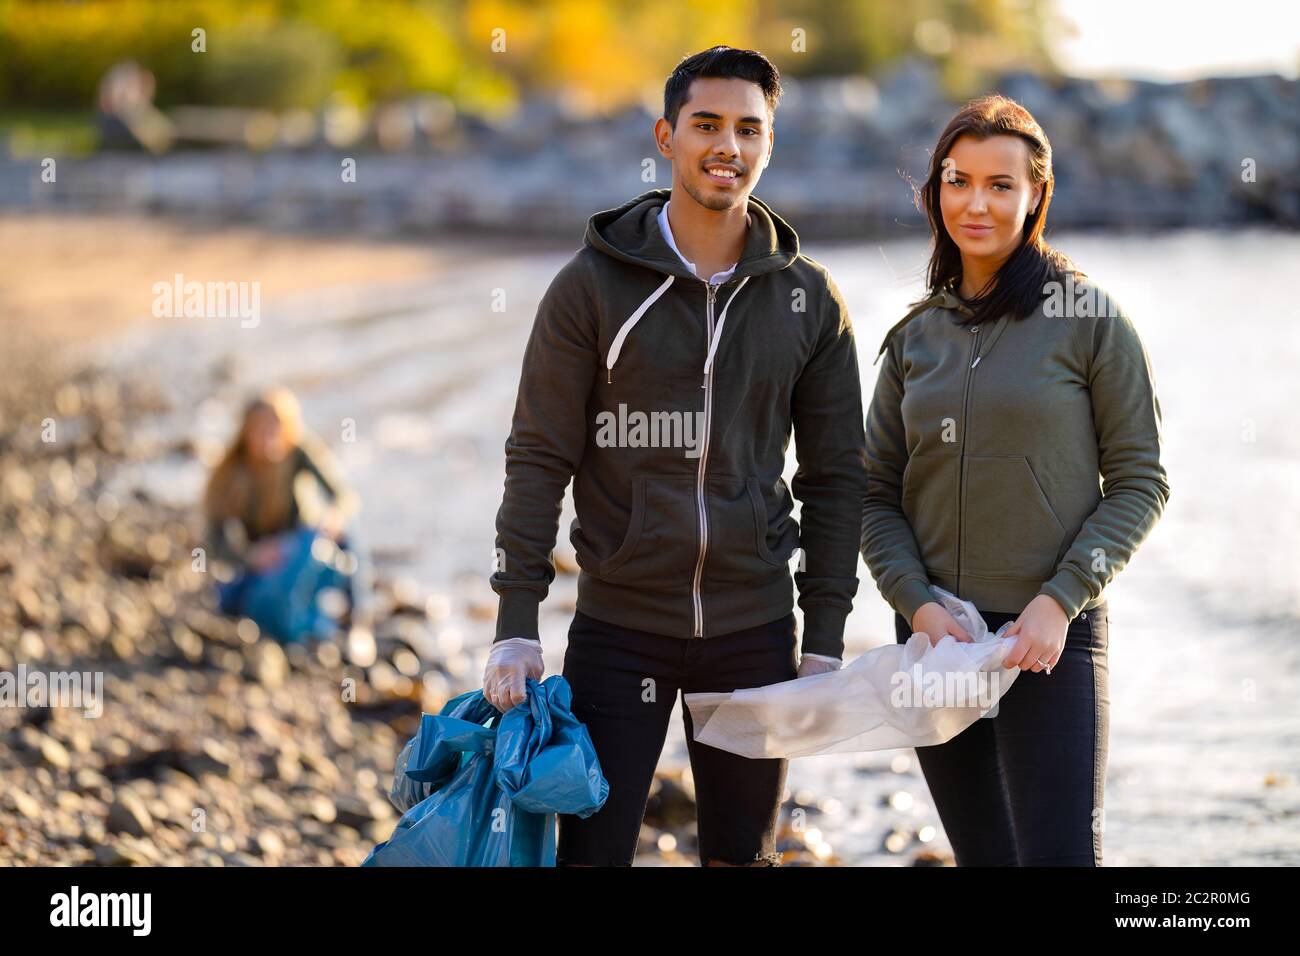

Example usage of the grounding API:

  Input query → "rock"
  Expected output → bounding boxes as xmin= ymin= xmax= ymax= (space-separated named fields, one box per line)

xmin=910 ymin=848 xmax=953 ymax=866
xmin=73 ymin=768 xmax=107 ymax=792
xmin=246 ymin=640 xmax=289 ymax=689
xmin=881 ymin=827 xmax=912 ymax=855
xmin=334 ymin=794 xmax=393 ymax=829
xmin=299 ymin=749 xmax=341 ymax=789
xmin=643 ymin=771 xmax=696 ymax=831
xmin=249 ymin=784 xmax=294 ymax=822
xmin=303 ymin=794 xmax=337 ymax=824
xmin=325 ymin=718 xmax=355 ymax=751
xmin=18 ymin=628 xmax=46 ymax=659
xmin=169 ymin=624 xmax=204 ymax=662
xmin=158 ymin=783 xmax=199 ymax=824
xmin=347 ymin=626 xmax=377 ymax=667
xmin=285 ymin=642 xmax=310 ymax=669
xmin=10 ymin=790 xmax=42 ymax=820
xmin=74 ymin=604 xmax=113 ymax=640
xmin=261 ymin=749 xmax=302 ymax=786
xmin=254 ymin=829 xmax=285 ymax=860
xmin=16 ymin=587 xmax=48 ymax=628
xmin=77 ymin=818 xmax=108 ymax=846
xmin=93 ymin=841 xmax=149 ymax=866
xmin=314 ymin=640 xmax=342 ymax=668
xmin=39 ymin=734 xmax=72 ymax=771
xmin=364 ymin=819 xmax=394 ymax=844
xmin=180 ymin=738 xmax=242 ymax=781
xmin=105 ymin=791 xmax=154 ymax=837
xmin=183 ymin=608 xmax=241 ymax=646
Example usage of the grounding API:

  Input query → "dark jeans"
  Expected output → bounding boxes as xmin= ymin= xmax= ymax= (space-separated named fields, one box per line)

xmin=557 ymin=609 xmax=798 ymax=866
xmin=894 ymin=603 xmax=1110 ymax=866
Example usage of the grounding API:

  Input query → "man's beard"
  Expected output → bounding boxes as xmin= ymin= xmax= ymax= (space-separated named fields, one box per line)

xmin=681 ymin=171 xmax=746 ymax=212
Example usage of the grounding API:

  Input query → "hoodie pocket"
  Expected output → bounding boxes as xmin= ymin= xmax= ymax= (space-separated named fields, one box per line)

xmin=962 ymin=455 xmax=1067 ymax=580
xmin=705 ymin=475 xmax=795 ymax=584
xmin=575 ymin=474 xmax=698 ymax=591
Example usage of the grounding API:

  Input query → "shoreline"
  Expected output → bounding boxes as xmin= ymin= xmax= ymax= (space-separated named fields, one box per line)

xmin=1 ymin=211 xmax=574 ymax=344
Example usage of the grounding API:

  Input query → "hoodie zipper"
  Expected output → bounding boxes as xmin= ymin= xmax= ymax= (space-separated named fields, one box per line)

xmin=954 ymin=323 xmax=981 ymax=596
xmin=691 ymin=280 xmax=719 ymax=638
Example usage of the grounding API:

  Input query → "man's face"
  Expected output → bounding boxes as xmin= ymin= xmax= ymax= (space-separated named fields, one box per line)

xmin=655 ymin=77 xmax=773 ymax=212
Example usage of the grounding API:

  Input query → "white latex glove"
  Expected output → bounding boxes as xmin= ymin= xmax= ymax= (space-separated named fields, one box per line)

xmin=797 ymin=653 xmax=842 ymax=678
xmin=483 ymin=637 xmax=544 ymax=712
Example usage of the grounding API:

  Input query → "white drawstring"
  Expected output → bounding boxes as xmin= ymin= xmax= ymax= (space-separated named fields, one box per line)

xmin=702 ymin=276 xmax=750 ymax=377
xmin=605 ymin=273 xmax=751 ymax=384
xmin=606 ymin=274 xmax=675 ymax=383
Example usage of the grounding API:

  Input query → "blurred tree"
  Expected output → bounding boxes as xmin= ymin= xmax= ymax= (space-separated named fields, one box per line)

xmin=0 ymin=0 xmax=1061 ymax=116
xmin=754 ymin=0 xmax=1057 ymax=93
xmin=197 ymin=21 xmax=341 ymax=109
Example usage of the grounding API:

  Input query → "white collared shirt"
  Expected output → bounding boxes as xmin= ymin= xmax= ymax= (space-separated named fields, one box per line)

xmin=657 ymin=200 xmax=739 ymax=286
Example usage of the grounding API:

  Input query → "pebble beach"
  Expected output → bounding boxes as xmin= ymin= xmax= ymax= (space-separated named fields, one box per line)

xmin=2 ymin=214 xmax=1297 ymax=866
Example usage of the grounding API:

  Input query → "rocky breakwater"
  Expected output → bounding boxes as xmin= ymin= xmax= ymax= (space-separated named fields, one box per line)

xmin=8 ymin=60 xmax=1295 ymax=238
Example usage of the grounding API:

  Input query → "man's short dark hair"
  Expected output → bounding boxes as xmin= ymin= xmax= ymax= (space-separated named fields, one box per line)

xmin=663 ymin=45 xmax=782 ymax=129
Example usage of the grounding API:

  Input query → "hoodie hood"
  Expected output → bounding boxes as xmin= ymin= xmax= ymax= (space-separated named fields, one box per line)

xmin=873 ymin=285 xmax=1014 ymax=370
xmin=873 ymin=287 xmax=975 ymax=366
xmin=586 ymin=188 xmax=801 ymax=384
xmin=584 ymin=188 xmax=800 ymax=281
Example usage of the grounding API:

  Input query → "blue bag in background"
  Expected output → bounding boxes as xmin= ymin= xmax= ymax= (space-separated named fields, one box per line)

xmin=217 ymin=525 xmax=350 ymax=643
xmin=363 ymin=675 xmax=608 ymax=867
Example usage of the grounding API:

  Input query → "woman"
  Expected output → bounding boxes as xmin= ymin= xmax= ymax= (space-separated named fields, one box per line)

xmin=204 ymin=387 xmax=372 ymax=643
xmin=861 ymin=95 xmax=1170 ymax=866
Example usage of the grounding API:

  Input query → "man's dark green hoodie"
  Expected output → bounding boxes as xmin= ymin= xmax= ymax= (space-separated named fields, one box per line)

xmin=490 ymin=188 xmax=868 ymax=659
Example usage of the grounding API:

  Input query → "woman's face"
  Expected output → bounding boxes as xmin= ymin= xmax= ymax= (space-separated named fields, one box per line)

xmin=245 ymin=406 xmax=288 ymax=464
xmin=938 ymin=133 xmax=1043 ymax=275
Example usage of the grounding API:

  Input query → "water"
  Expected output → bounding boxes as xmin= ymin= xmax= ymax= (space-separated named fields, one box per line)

xmin=97 ymin=229 xmax=1300 ymax=865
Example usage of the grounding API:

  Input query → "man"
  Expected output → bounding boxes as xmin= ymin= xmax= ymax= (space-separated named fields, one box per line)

xmin=484 ymin=45 xmax=867 ymax=866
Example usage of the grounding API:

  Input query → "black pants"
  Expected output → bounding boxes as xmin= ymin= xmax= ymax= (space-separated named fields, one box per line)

xmin=557 ymin=609 xmax=798 ymax=866
xmin=893 ymin=604 xmax=1110 ymax=866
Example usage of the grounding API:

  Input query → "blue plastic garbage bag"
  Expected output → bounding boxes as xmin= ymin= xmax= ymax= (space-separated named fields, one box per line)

xmin=217 ymin=525 xmax=350 ymax=644
xmin=363 ymin=675 xmax=608 ymax=867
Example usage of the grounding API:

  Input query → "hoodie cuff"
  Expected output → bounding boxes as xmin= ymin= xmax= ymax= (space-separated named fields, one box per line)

xmin=494 ymin=590 xmax=541 ymax=643
xmin=1038 ymin=568 xmax=1093 ymax=622
xmin=800 ymin=604 xmax=848 ymax=659
xmin=891 ymin=577 xmax=936 ymax=625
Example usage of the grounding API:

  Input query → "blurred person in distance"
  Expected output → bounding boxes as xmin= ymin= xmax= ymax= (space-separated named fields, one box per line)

xmin=203 ymin=386 xmax=374 ymax=644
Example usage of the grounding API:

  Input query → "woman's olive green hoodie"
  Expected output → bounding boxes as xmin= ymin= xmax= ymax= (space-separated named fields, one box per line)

xmin=861 ymin=276 xmax=1170 ymax=623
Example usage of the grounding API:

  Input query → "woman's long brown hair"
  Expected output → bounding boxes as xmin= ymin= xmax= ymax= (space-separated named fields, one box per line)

xmin=918 ymin=94 xmax=1077 ymax=326
xmin=203 ymin=388 xmax=304 ymax=538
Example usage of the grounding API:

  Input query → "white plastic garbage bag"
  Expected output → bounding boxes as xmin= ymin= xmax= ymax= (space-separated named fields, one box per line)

xmin=684 ymin=587 xmax=1020 ymax=758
